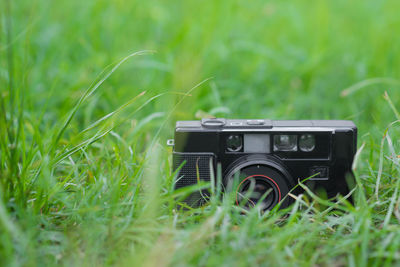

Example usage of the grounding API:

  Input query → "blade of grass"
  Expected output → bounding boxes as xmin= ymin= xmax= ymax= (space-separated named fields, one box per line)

xmin=341 ymin=78 xmax=400 ymax=97
xmin=144 ymin=77 xmax=212 ymax=156
xmin=383 ymin=91 xmax=400 ymax=120
xmin=53 ymin=50 xmax=155 ymax=148
xmin=375 ymin=130 xmax=386 ymax=200
xmin=81 ymin=91 xmax=146 ymax=133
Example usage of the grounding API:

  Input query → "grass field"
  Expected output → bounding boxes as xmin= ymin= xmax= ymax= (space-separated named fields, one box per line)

xmin=1 ymin=0 xmax=400 ymax=266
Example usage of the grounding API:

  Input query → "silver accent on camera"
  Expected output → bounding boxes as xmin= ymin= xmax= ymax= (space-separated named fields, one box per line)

xmin=167 ymin=139 xmax=175 ymax=146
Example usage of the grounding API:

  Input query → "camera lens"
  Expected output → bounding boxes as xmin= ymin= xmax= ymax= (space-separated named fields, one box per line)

xmin=273 ymin=135 xmax=297 ymax=152
xmin=299 ymin=134 xmax=315 ymax=152
xmin=226 ymin=135 xmax=243 ymax=152
xmin=237 ymin=176 xmax=276 ymax=210
xmin=225 ymin=156 xmax=294 ymax=211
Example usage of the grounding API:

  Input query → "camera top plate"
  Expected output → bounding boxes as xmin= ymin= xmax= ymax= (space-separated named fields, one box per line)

xmin=201 ymin=118 xmax=273 ymax=129
xmin=177 ymin=118 xmax=356 ymax=132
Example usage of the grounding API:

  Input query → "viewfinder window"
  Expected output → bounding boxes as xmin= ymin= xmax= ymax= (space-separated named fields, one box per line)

xmin=244 ymin=134 xmax=270 ymax=153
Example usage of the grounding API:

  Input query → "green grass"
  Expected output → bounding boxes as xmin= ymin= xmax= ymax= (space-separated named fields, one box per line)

xmin=1 ymin=0 xmax=400 ymax=265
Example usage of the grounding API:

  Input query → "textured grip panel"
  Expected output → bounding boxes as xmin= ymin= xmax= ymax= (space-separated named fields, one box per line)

xmin=173 ymin=153 xmax=215 ymax=207
xmin=173 ymin=153 xmax=215 ymax=188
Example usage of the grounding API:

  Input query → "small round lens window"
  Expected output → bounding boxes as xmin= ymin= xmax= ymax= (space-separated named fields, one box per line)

xmin=299 ymin=134 xmax=315 ymax=152
xmin=226 ymin=135 xmax=243 ymax=152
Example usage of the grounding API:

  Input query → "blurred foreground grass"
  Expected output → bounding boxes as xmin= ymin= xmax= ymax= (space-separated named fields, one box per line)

xmin=1 ymin=0 xmax=400 ymax=266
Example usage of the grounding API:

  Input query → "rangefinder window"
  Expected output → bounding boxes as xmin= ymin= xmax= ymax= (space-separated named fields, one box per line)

xmin=243 ymin=134 xmax=270 ymax=153
xmin=273 ymin=135 xmax=297 ymax=152
xmin=273 ymin=132 xmax=331 ymax=159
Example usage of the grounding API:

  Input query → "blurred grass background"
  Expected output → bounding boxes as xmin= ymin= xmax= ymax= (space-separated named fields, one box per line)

xmin=1 ymin=0 xmax=400 ymax=266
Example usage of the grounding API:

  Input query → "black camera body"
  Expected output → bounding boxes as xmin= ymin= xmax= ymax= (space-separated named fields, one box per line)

xmin=171 ymin=118 xmax=357 ymax=210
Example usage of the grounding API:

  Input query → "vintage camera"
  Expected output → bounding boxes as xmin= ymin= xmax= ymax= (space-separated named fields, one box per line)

xmin=170 ymin=118 xmax=357 ymax=210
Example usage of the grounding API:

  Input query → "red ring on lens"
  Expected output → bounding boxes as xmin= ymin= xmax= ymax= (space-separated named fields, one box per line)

xmin=235 ymin=174 xmax=282 ymax=206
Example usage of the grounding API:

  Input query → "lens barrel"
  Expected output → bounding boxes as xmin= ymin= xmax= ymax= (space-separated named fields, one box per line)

xmin=224 ymin=155 xmax=294 ymax=211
